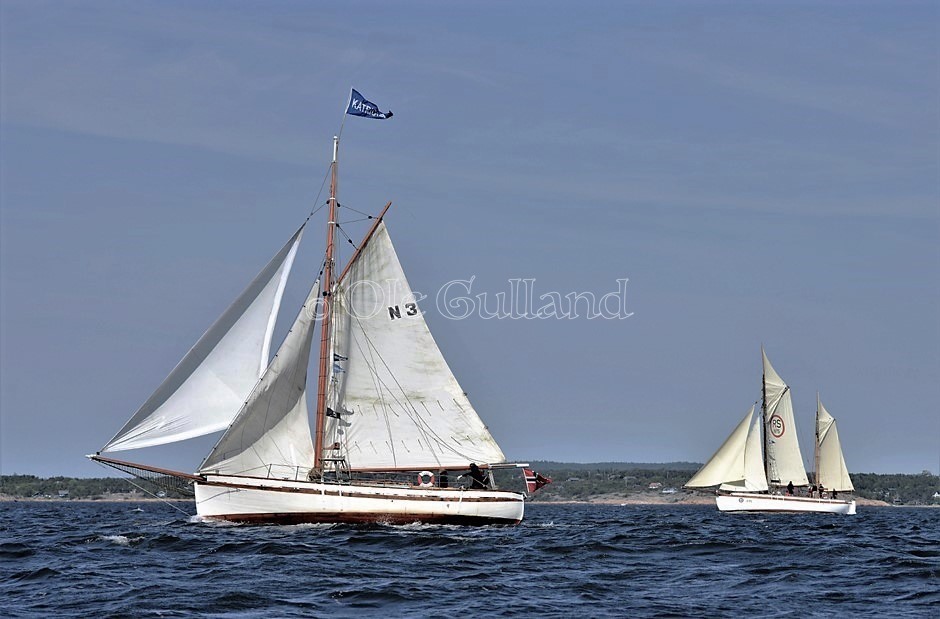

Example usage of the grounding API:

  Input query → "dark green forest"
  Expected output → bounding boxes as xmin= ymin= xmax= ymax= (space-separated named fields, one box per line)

xmin=0 ymin=475 xmax=188 ymax=500
xmin=2 ymin=465 xmax=937 ymax=505
xmin=500 ymin=463 xmax=938 ymax=505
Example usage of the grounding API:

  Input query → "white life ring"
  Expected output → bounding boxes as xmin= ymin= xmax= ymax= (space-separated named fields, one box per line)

xmin=417 ymin=471 xmax=435 ymax=487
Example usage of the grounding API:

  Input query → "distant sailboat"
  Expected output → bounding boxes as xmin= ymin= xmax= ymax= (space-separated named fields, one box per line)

xmin=90 ymin=129 xmax=534 ymax=525
xmin=685 ymin=348 xmax=856 ymax=514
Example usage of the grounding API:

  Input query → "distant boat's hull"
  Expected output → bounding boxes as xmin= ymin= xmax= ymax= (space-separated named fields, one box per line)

xmin=194 ymin=475 xmax=525 ymax=525
xmin=716 ymin=492 xmax=856 ymax=515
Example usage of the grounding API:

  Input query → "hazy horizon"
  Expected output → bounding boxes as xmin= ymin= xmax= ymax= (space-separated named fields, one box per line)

xmin=2 ymin=1 xmax=938 ymax=477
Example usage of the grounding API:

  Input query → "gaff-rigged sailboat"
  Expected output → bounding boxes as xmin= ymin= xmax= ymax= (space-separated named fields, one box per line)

xmin=685 ymin=348 xmax=856 ymax=515
xmin=90 ymin=134 xmax=529 ymax=525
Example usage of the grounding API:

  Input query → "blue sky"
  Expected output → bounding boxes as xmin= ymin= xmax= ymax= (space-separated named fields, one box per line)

xmin=1 ymin=1 xmax=937 ymax=477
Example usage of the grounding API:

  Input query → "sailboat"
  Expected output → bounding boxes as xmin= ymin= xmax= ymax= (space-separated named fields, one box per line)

xmin=685 ymin=348 xmax=856 ymax=514
xmin=89 ymin=134 xmax=529 ymax=525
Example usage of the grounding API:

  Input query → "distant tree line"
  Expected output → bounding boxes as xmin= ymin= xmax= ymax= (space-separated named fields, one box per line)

xmin=503 ymin=463 xmax=939 ymax=505
xmin=2 ymin=468 xmax=938 ymax=505
xmin=847 ymin=472 xmax=939 ymax=506
xmin=0 ymin=475 xmax=188 ymax=499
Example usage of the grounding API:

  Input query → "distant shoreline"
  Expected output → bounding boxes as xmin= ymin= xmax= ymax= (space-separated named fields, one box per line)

xmin=6 ymin=469 xmax=935 ymax=505
xmin=532 ymin=494 xmax=894 ymax=507
xmin=0 ymin=494 xmax=902 ymax=507
xmin=0 ymin=495 xmax=189 ymax=503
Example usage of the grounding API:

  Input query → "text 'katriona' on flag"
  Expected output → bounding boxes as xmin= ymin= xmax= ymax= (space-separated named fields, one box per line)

xmin=346 ymin=89 xmax=393 ymax=119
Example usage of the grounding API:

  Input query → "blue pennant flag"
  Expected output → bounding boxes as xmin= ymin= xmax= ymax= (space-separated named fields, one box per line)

xmin=346 ymin=88 xmax=393 ymax=119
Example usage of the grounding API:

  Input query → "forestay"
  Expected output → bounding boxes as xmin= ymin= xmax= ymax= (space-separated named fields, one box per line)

xmin=324 ymin=222 xmax=506 ymax=470
xmin=762 ymin=349 xmax=809 ymax=486
xmin=102 ymin=227 xmax=304 ymax=452
xmin=816 ymin=398 xmax=854 ymax=492
xmin=198 ymin=280 xmax=320 ymax=479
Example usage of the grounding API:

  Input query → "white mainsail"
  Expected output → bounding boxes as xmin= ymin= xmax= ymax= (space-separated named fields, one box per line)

xmin=198 ymin=280 xmax=320 ymax=479
xmin=816 ymin=397 xmax=854 ymax=492
xmin=102 ymin=227 xmax=304 ymax=452
xmin=324 ymin=222 xmax=506 ymax=471
xmin=761 ymin=349 xmax=809 ymax=486
xmin=686 ymin=406 xmax=768 ymax=491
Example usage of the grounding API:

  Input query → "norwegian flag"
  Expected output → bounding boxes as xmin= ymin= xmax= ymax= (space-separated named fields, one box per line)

xmin=523 ymin=468 xmax=552 ymax=493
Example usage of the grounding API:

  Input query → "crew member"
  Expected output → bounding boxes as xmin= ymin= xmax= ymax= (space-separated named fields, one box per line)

xmin=469 ymin=463 xmax=487 ymax=489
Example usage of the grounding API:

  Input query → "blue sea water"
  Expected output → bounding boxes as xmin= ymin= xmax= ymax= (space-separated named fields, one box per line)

xmin=0 ymin=501 xmax=937 ymax=618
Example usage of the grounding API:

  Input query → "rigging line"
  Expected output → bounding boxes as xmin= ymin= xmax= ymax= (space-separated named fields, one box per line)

xmin=269 ymin=323 xmax=315 ymax=470
xmin=337 ymin=202 xmax=377 ymax=219
xmin=305 ymin=170 xmax=332 ymax=222
xmin=338 ymin=217 xmax=373 ymax=225
xmin=91 ymin=460 xmax=193 ymax=516
xmin=343 ymin=301 xmax=475 ymax=464
xmin=343 ymin=293 xmax=400 ymax=466
xmin=334 ymin=284 xmax=404 ymax=467
xmin=273 ymin=283 xmax=326 ymax=469
xmin=357 ymin=331 xmax=406 ymax=468
xmin=338 ymin=288 xmax=419 ymax=430
xmin=335 ymin=224 xmax=359 ymax=250
xmin=308 ymin=200 xmax=328 ymax=221
xmin=354 ymin=325 xmax=472 ymax=465
xmin=324 ymin=292 xmax=353 ymax=470
xmin=332 ymin=259 xmax=484 ymax=466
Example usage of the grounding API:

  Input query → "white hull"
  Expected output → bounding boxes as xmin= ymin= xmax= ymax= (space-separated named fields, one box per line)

xmin=194 ymin=475 xmax=525 ymax=525
xmin=716 ymin=492 xmax=856 ymax=515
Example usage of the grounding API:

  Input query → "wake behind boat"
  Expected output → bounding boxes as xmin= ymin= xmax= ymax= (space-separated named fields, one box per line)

xmin=685 ymin=348 xmax=856 ymax=515
xmin=90 ymin=93 xmax=540 ymax=525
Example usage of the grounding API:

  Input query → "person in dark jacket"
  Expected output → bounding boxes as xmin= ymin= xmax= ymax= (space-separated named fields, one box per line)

xmin=469 ymin=463 xmax=487 ymax=489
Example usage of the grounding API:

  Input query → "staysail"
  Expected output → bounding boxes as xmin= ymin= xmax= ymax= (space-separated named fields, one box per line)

xmin=324 ymin=222 xmax=506 ymax=470
xmin=719 ymin=410 xmax=769 ymax=492
xmin=762 ymin=349 xmax=808 ymax=486
xmin=816 ymin=397 xmax=854 ymax=492
xmin=686 ymin=406 xmax=768 ymax=491
xmin=198 ymin=280 xmax=320 ymax=479
xmin=102 ymin=227 xmax=304 ymax=452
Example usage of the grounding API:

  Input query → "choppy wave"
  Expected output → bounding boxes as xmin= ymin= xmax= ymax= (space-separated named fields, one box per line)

xmin=0 ymin=502 xmax=937 ymax=617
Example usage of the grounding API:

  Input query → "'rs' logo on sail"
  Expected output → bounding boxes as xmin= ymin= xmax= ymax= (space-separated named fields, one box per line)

xmin=388 ymin=304 xmax=418 ymax=320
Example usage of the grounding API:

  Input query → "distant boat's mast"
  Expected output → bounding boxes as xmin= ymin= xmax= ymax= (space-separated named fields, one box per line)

xmin=814 ymin=391 xmax=821 ymax=488
xmin=761 ymin=350 xmax=770 ymax=487
xmin=313 ymin=136 xmax=340 ymax=471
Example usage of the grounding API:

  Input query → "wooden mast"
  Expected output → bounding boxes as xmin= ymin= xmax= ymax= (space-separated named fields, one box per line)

xmin=313 ymin=136 xmax=340 ymax=471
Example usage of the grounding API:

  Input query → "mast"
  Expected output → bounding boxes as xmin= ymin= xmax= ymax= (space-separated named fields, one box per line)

xmin=313 ymin=136 xmax=340 ymax=471
xmin=814 ymin=391 xmax=821 ymax=488
xmin=761 ymin=348 xmax=770 ymax=486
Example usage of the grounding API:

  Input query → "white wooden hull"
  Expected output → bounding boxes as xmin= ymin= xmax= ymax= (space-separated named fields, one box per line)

xmin=194 ymin=475 xmax=525 ymax=525
xmin=716 ymin=492 xmax=856 ymax=515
